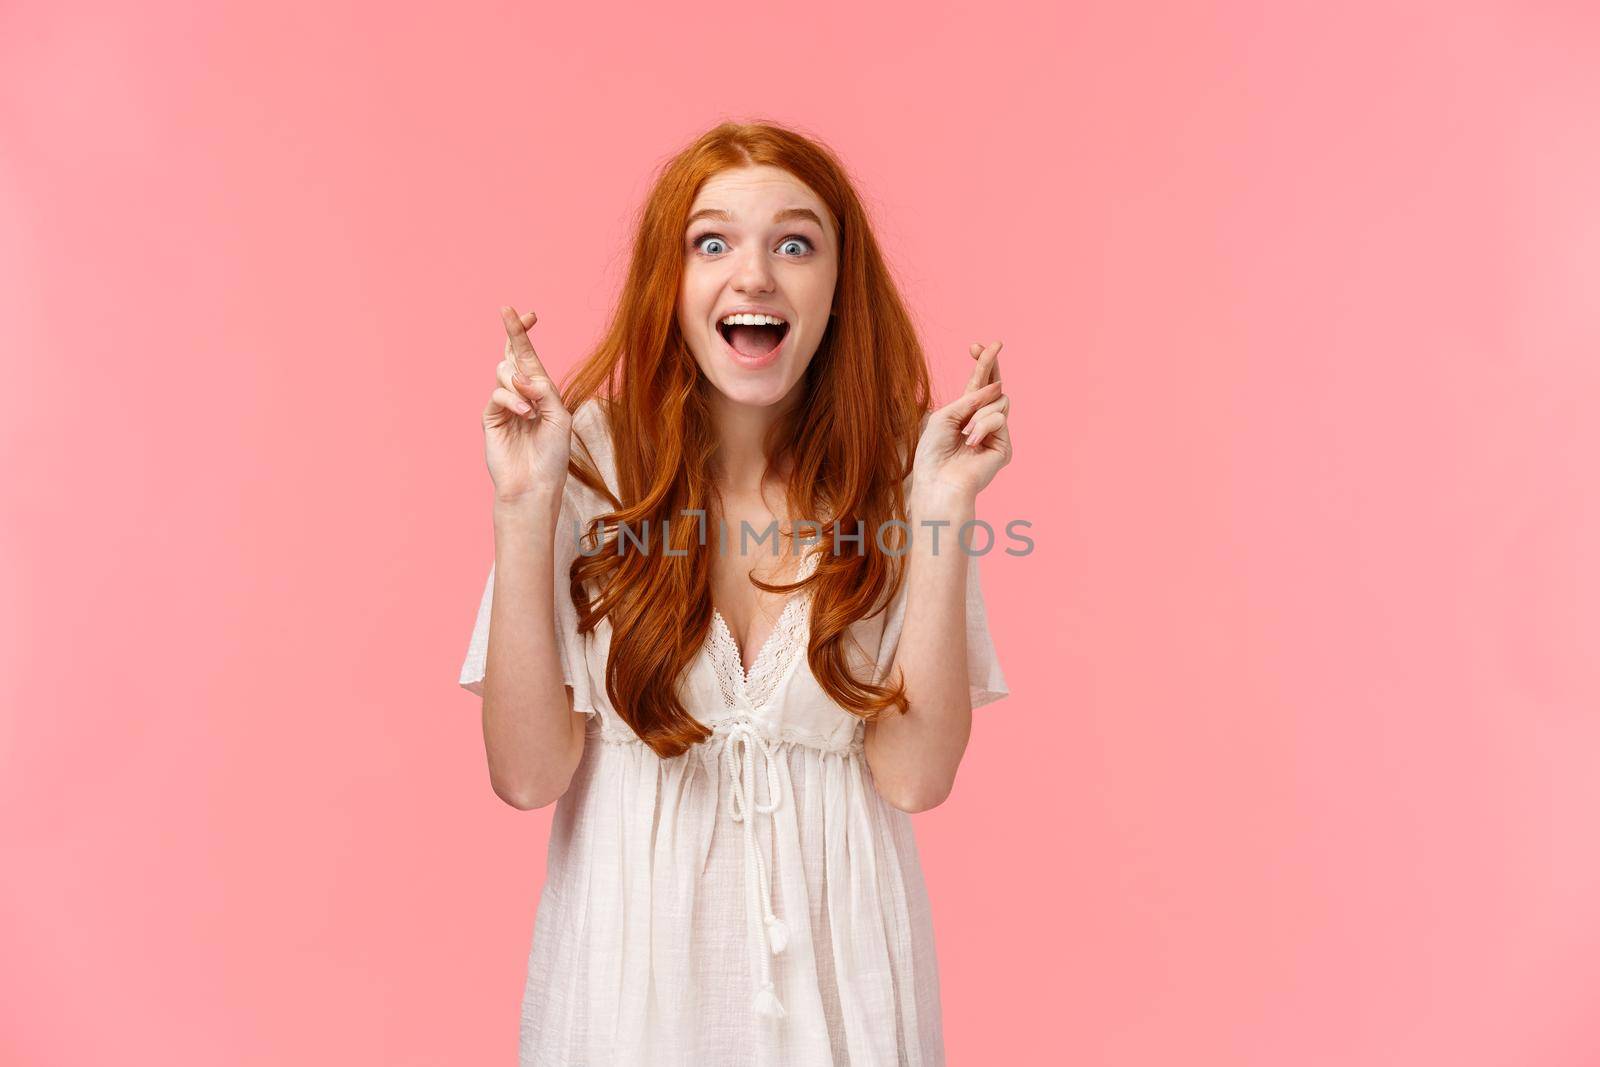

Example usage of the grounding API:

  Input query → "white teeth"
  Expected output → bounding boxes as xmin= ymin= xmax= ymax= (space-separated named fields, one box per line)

xmin=719 ymin=313 xmax=787 ymax=327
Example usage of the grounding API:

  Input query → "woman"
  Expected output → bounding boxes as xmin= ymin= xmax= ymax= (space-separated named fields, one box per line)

xmin=459 ymin=120 xmax=1013 ymax=1067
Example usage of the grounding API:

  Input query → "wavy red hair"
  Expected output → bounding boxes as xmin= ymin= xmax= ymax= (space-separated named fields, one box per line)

xmin=558 ymin=119 xmax=933 ymax=759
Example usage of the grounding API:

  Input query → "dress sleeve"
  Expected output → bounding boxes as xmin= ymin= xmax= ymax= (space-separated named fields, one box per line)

xmin=874 ymin=548 xmax=1011 ymax=710
xmin=457 ymin=481 xmax=597 ymax=715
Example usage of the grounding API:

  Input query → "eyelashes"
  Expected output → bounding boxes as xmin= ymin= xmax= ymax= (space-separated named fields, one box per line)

xmin=691 ymin=233 xmax=814 ymax=258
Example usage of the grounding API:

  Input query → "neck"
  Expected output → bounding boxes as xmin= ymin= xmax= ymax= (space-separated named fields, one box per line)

xmin=707 ymin=386 xmax=799 ymax=496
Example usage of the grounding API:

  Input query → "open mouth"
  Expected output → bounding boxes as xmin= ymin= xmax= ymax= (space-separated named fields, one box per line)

xmin=717 ymin=320 xmax=790 ymax=362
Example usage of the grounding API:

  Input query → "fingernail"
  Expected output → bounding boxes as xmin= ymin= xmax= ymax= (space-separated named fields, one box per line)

xmin=516 ymin=400 xmax=531 ymax=414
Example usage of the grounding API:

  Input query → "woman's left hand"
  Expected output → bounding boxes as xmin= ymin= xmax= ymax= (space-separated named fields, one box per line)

xmin=910 ymin=340 xmax=1012 ymax=500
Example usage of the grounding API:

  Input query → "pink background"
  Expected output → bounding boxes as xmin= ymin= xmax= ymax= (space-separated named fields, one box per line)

xmin=4 ymin=1 xmax=1599 ymax=1064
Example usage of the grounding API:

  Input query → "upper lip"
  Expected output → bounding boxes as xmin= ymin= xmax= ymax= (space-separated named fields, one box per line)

xmin=716 ymin=305 xmax=790 ymax=323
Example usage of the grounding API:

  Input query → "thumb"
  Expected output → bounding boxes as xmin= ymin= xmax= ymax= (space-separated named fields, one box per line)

xmin=519 ymin=373 xmax=569 ymax=425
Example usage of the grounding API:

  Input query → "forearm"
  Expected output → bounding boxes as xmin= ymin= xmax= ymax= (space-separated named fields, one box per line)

xmin=480 ymin=493 xmax=584 ymax=808
xmin=864 ymin=485 xmax=976 ymax=812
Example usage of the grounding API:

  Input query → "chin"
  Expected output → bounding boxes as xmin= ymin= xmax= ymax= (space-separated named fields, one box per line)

xmin=705 ymin=369 xmax=796 ymax=409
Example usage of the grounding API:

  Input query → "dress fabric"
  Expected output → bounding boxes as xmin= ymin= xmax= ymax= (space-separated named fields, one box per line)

xmin=459 ymin=399 xmax=1010 ymax=1067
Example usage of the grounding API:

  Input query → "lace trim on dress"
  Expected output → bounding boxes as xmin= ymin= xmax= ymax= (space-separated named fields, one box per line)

xmin=705 ymin=547 xmax=821 ymax=713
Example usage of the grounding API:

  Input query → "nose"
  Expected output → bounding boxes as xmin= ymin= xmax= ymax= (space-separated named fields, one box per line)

xmin=730 ymin=244 xmax=776 ymax=295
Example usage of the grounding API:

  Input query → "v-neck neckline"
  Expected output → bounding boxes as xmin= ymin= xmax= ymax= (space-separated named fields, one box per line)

xmin=707 ymin=548 xmax=820 ymax=685
xmin=712 ymin=598 xmax=798 ymax=681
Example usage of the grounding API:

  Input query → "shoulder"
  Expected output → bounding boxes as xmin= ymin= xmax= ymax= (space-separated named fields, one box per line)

xmin=571 ymin=395 xmax=611 ymax=444
xmin=567 ymin=396 xmax=621 ymax=504
xmin=568 ymin=395 xmax=616 ymax=465
xmin=569 ymin=395 xmax=604 ymax=431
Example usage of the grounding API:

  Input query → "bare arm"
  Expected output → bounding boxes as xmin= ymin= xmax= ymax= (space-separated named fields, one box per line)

xmin=480 ymin=494 xmax=587 ymax=810
xmin=863 ymin=486 xmax=977 ymax=813
xmin=865 ymin=340 xmax=1012 ymax=813
xmin=474 ymin=304 xmax=586 ymax=810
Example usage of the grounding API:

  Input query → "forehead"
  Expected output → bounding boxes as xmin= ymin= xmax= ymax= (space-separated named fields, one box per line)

xmin=688 ymin=165 xmax=830 ymax=230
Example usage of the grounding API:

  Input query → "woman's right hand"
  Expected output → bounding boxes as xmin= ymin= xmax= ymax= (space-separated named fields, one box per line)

xmin=482 ymin=305 xmax=573 ymax=504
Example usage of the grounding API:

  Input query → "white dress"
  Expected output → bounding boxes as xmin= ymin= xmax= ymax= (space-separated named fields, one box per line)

xmin=459 ymin=399 xmax=1009 ymax=1067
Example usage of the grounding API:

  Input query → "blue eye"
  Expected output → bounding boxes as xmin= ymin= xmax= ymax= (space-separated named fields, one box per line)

xmin=691 ymin=234 xmax=814 ymax=257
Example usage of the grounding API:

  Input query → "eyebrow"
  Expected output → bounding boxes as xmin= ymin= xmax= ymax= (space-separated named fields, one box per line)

xmin=685 ymin=207 xmax=825 ymax=229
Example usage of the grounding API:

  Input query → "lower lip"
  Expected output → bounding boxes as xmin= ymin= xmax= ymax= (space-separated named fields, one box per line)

xmin=719 ymin=325 xmax=788 ymax=370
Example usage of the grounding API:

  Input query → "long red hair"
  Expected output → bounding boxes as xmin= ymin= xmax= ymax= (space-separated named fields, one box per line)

xmin=559 ymin=119 xmax=932 ymax=759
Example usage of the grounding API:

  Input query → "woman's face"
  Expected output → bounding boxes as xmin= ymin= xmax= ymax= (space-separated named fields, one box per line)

xmin=678 ymin=164 xmax=839 ymax=409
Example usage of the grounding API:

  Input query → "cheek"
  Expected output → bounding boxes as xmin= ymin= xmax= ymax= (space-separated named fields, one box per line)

xmin=803 ymin=263 xmax=838 ymax=313
xmin=679 ymin=276 xmax=716 ymax=322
